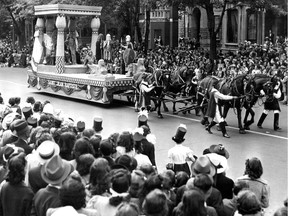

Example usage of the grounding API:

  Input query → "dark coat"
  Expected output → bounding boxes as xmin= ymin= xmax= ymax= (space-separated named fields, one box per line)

xmin=215 ymin=173 xmax=234 ymax=199
xmin=32 ymin=185 xmax=61 ymax=216
xmin=0 ymin=182 xmax=34 ymax=216
xmin=28 ymin=165 xmax=48 ymax=194
xmin=12 ymin=139 xmax=33 ymax=155
xmin=141 ymin=138 xmax=156 ymax=166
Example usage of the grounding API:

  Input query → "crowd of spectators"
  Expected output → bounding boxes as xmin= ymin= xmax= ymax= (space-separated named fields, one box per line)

xmin=0 ymin=92 xmax=286 ymax=216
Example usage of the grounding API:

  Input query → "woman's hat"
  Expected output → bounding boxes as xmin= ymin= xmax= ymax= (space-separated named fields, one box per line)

xmin=206 ymin=153 xmax=228 ymax=174
xmin=138 ymin=110 xmax=148 ymax=127
xmin=93 ymin=117 xmax=103 ymax=132
xmin=1 ymin=144 xmax=25 ymax=162
xmin=12 ymin=119 xmax=32 ymax=136
xmin=41 ymin=155 xmax=74 ymax=185
xmin=43 ymin=103 xmax=54 ymax=115
xmin=191 ymin=155 xmax=216 ymax=177
xmin=22 ymin=106 xmax=33 ymax=120
xmin=2 ymin=112 xmax=20 ymax=130
xmin=209 ymin=144 xmax=229 ymax=159
xmin=27 ymin=117 xmax=38 ymax=128
xmin=36 ymin=140 xmax=60 ymax=164
xmin=172 ymin=124 xmax=187 ymax=143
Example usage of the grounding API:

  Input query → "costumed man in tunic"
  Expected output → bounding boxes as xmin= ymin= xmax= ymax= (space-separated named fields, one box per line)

xmin=167 ymin=124 xmax=196 ymax=176
xmin=138 ymin=72 xmax=155 ymax=111
xmin=205 ymin=83 xmax=238 ymax=138
xmin=257 ymin=78 xmax=282 ymax=131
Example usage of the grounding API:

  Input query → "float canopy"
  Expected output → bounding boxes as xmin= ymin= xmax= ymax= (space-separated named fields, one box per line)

xmin=34 ymin=4 xmax=102 ymax=16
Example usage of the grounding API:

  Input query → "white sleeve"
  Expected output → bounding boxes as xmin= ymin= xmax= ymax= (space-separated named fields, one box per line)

xmin=273 ymin=88 xmax=281 ymax=99
xmin=214 ymin=91 xmax=234 ymax=100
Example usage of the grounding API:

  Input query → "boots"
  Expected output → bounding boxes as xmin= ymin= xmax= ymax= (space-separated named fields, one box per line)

xmin=219 ymin=122 xmax=230 ymax=138
xmin=274 ymin=113 xmax=281 ymax=131
xmin=206 ymin=121 xmax=217 ymax=134
xmin=257 ymin=113 xmax=267 ymax=129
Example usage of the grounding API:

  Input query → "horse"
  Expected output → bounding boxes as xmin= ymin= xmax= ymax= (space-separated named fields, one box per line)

xmin=162 ymin=66 xmax=195 ymax=114
xmin=217 ymin=74 xmax=252 ymax=134
xmin=133 ymin=69 xmax=167 ymax=118
xmin=242 ymin=74 xmax=279 ymax=130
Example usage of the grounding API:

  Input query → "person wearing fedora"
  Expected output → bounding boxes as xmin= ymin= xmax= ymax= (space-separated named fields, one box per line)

xmin=27 ymin=140 xmax=60 ymax=193
xmin=205 ymin=83 xmax=238 ymax=138
xmin=32 ymin=155 xmax=74 ymax=216
xmin=11 ymin=119 xmax=33 ymax=154
xmin=167 ymin=124 xmax=196 ymax=176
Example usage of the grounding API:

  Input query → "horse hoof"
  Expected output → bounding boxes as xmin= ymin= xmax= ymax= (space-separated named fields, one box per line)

xmin=239 ymin=129 xmax=246 ymax=134
xmin=158 ymin=115 xmax=163 ymax=119
xmin=173 ymin=112 xmax=178 ymax=115
xmin=182 ymin=111 xmax=186 ymax=115
xmin=164 ymin=108 xmax=169 ymax=112
xmin=244 ymin=125 xmax=250 ymax=130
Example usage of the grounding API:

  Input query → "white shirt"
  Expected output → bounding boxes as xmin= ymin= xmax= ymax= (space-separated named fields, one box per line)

xmin=168 ymin=144 xmax=195 ymax=164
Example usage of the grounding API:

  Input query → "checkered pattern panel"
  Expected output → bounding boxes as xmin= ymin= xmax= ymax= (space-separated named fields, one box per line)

xmin=109 ymin=80 xmax=133 ymax=87
xmin=56 ymin=56 xmax=65 ymax=74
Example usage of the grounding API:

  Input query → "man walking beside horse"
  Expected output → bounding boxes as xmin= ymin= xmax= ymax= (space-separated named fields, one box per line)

xmin=205 ymin=83 xmax=238 ymax=138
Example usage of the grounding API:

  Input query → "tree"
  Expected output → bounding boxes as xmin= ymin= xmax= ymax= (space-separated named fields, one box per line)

xmin=164 ymin=0 xmax=287 ymax=60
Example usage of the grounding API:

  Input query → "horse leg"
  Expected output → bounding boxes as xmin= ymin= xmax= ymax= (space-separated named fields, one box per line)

xmin=162 ymin=100 xmax=169 ymax=112
xmin=244 ymin=108 xmax=255 ymax=130
xmin=237 ymin=107 xmax=246 ymax=134
xmin=157 ymin=98 xmax=163 ymax=118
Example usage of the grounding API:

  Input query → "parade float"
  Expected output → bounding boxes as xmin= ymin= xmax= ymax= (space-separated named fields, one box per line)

xmin=27 ymin=4 xmax=134 ymax=104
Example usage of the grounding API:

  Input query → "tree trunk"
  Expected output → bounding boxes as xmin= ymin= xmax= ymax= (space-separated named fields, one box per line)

xmin=144 ymin=6 xmax=150 ymax=55
xmin=205 ymin=3 xmax=217 ymax=60
xmin=134 ymin=0 xmax=142 ymax=44
xmin=17 ymin=19 xmax=26 ymax=49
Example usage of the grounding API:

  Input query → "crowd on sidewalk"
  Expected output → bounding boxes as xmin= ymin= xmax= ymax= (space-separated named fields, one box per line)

xmin=0 ymin=92 xmax=286 ymax=216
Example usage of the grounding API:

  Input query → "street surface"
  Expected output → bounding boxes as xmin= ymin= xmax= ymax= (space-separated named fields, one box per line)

xmin=0 ymin=67 xmax=287 ymax=214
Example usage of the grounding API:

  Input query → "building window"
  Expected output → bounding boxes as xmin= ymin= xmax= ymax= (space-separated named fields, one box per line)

xmin=247 ymin=10 xmax=257 ymax=43
xmin=227 ymin=9 xmax=238 ymax=43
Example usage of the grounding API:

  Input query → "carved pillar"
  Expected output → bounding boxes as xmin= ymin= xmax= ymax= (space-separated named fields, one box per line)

xmin=91 ymin=17 xmax=101 ymax=57
xmin=55 ymin=14 xmax=66 ymax=74
xmin=32 ymin=17 xmax=45 ymax=64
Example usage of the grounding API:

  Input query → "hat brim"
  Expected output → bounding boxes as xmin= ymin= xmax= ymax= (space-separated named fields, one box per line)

xmin=209 ymin=145 xmax=229 ymax=159
xmin=36 ymin=144 xmax=60 ymax=164
xmin=40 ymin=160 xmax=73 ymax=185
xmin=172 ymin=137 xmax=185 ymax=143
xmin=191 ymin=161 xmax=216 ymax=178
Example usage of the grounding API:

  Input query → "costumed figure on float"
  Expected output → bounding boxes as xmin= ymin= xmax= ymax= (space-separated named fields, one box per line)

xmin=123 ymin=35 xmax=136 ymax=77
xmin=43 ymin=17 xmax=57 ymax=65
xmin=95 ymin=33 xmax=104 ymax=62
xmin=65 ymin=17 xmax=79 ymax=65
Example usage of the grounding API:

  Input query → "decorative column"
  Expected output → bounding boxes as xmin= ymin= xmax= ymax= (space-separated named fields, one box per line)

xmin=91 ymin=16 xmax=101 ymax=57
xmin=55 ymin=14 xmax=66 ymax=74
xmin=32 ymin=17 xmax=45 ymax=64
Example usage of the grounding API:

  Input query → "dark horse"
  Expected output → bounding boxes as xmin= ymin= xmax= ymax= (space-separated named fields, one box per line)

xmin=133 ymin=70 xmax=167 ymax=118
xmin=242 ymin=74 xmax=279 ymax=129
xmin=197 ymin=74 xmax=253 ymax=133
xmin=161 ymin=66 xmax=195 ymax=114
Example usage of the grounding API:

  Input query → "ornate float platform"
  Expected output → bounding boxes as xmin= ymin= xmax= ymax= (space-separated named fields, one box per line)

xmin=27 ymin=66 xmax=134 ymax=104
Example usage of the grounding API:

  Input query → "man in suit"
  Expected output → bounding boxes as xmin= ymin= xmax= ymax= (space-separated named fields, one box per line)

xmin=31 ymin=155 xmax=74 ymax=216
xmin=11 ymin=119 xmax=33 ymax=155
xmin=140 ymin=125 xmax=156 ymax=168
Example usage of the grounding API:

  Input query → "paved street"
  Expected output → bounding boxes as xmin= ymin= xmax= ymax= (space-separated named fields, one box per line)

xmin=0 ymin=67 xmax=287 ymax=214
